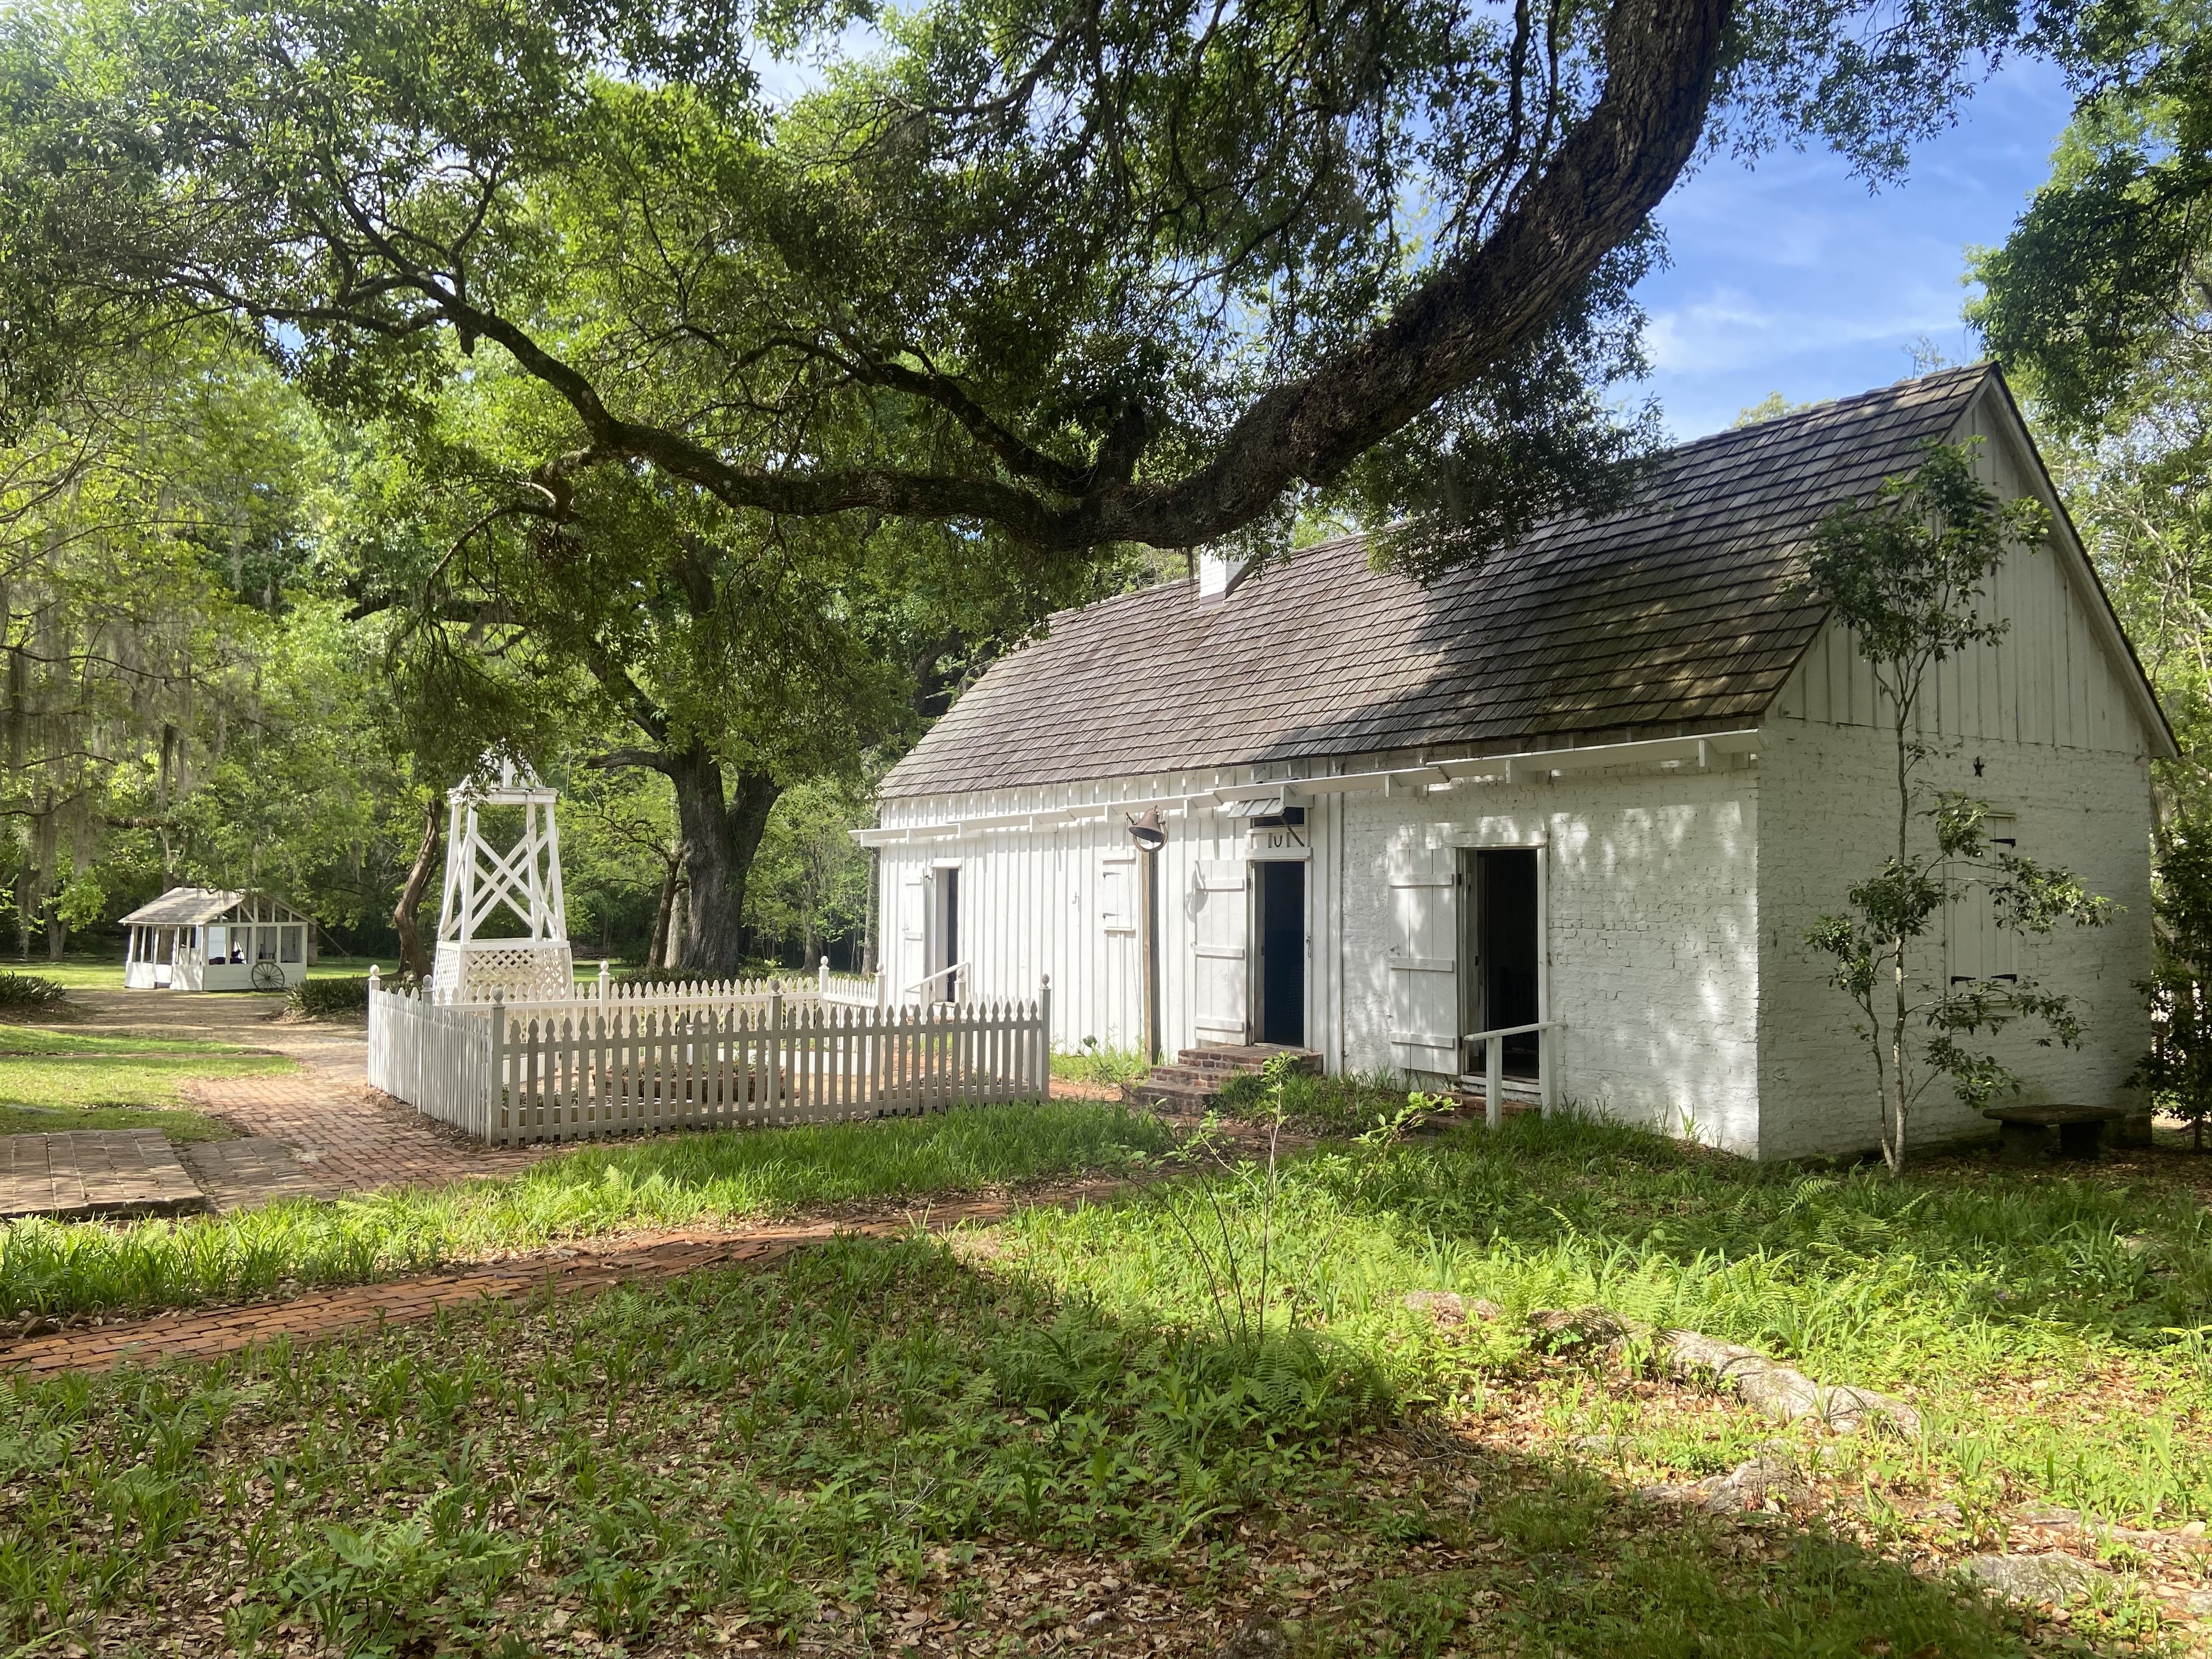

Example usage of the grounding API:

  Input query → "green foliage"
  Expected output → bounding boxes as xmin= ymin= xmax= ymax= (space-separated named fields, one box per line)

xmin=1805 ymin=440 xmax=2044 ymax=691
xmin=287 ymin=977 xmax=370 ymax=1019
xmin=0 ymin=1103 xmax=1169 ymax=1318
xmin=2134 ymin=817 xmax=2212 ymax=1145
xmin=1970 ymin=3 xmax=2211 ymax=432
xmin=1802 ymin=441 xmax=2104 ymax=1171
xmin=0 ymin=0 xmax=2060 ymax=582
xmin=1731 ymin=391 xmax=1815 ymax=427
xmin=1972 ymin=5 xmax=2212 ymax=815
xmin=0 ymin=1118 xmax=2205 ymax=1651
xmin=1050 ymin=1039 xmax=1151 ymax=1091
xmin=0 ymin=973 xmax=65 ymax=1013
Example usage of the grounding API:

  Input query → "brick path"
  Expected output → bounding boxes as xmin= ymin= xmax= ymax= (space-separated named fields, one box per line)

xmin=0 ymin=1130 xmax=207 ymax=1220
xmin=27 ymin=991 xmax=554 ymax=1207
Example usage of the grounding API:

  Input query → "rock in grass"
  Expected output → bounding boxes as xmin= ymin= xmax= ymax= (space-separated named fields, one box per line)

xmin=1525 ymin=1305 xmax=1628 ymax=1351
xmin=1695 ymin=1452 xmax=1807 ymax=1514
xmin=1962 ymin=1553 xmax=2107 ymax=1605
xmin=1216 ymin=1613 xmax=1290 ymax=1657
xmin=1657 ymin=1329 xmax=1920 ymax=1437
xmin=1403 ymin=1290 xmax=1502 ymax=1328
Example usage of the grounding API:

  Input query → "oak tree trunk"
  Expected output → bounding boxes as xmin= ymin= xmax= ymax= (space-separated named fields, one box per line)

xmin=645 ymin=850 xmax=681 ymax=971
xmin=393 ymin=796 xmax=442 ymax=980
xmin=665 ymin=743 xmax=780 ymax=977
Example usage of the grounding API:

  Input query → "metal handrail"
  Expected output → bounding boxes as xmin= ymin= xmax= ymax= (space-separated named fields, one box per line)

xmin=902 ymin=961 xmax=969 ymax=997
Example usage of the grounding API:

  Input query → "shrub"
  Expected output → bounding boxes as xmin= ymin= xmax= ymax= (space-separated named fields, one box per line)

xmin=289 ymin=977 xmax=370 ymax=1019
xmin=0 ymin=972 xmax=66 ymax=1014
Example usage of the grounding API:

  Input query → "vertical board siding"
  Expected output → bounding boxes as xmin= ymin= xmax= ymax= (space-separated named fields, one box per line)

xmin=368 ymin=981 xmax=1050 ymax=1145
xmin=1772 ymin=396 xmax=2151 ymax=757
xmin=873 ymin=768 xmax=1317 ymax=1062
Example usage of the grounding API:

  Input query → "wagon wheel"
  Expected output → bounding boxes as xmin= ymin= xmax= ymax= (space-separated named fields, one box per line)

xmin=251 ymin=960 xmax=288 ymax=993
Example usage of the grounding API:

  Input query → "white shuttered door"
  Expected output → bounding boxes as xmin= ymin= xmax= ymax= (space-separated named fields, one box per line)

xmin=1389 ymin=846 xmax=1460 ymax=1074
xmin=899 ymin=874 xmax=927 ymax=995
xmin=1949 ymin=814 xmax=2019 ymax=987
xmin=1192 ymin=860 xmax=1249 ymax=1045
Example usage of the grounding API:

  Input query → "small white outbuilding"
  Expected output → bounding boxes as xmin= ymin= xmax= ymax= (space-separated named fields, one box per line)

xmin=120 ymin=888 xmax=317 ymax=991
xmin=861 ymin=368 xmax=2176 ymax=1161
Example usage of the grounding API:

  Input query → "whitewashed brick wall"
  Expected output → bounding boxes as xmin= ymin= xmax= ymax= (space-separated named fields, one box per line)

xmin=1336 ymin=768 xmax=1767 ymax=1155
xmin=1756 ymin=718 xmax=2154 ymax=1161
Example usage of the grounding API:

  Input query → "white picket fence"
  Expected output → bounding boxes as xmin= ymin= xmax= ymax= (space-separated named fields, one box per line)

xmin=366 ymin=971 xmax=1053 ymax=1145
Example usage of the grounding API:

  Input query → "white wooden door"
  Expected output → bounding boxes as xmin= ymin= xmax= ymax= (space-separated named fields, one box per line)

xmin=898 ymin=873 xmax=927 ymax=996
xmin=1388 ymin=845 xmax=1460 ymax=1075
xmin=1191 ymin=860 xmax=1249 ymax=1046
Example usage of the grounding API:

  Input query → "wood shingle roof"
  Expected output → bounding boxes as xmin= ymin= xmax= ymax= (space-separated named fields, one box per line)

xmin=881 ymin=366 xmax=1995 ymax=799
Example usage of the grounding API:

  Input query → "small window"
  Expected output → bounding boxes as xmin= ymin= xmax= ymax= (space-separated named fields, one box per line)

xmin=256 ymin=927 xmax=278 ymax=962
xmin=1949 ymin=814 xmax=2019 ymax=987
xmin=205 ymin=926 xmax=226 ymax=961
xmin=280 ymin=926 xmax=304 ymax=964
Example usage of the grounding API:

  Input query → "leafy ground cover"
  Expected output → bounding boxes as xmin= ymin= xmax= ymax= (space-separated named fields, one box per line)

xmin=0 ymin=1048 xmax=295 ymax=1141
xmin=4 ymin=1105 xmax=2210 ymax=1653
xmin=0 ymin=1102 xmax=1173 ymax=1317
xmin=1051 ymin=1041 xmax=1153 ymax=1093
xmin=0 ymin=1232 xmax=2147 ymax=1658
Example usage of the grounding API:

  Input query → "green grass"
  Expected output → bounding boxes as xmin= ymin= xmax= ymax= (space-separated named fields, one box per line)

xmin=0 ymin=1109 xmax=2202 ymax=1652
xmin=0 ymin=1051 xmax=296 ymax=1142
xmin=0 ymin=1053 xmax=295 ymax=1111
xmin=1051 ymin=1040 xmax=1151 ymax=1090
xmin=0 ymin=1104 xmax=238 ymax=1141
xmin=0 ymin=1101 xmax=1172 ymax=1317
xmin=0 ymin=1027 xmax=263 ymax=1056
xmin=0 ymin=1237 xmax=2130 ymax=1657
xmin=996 ymin=1108 xmax=2212 ymax=1536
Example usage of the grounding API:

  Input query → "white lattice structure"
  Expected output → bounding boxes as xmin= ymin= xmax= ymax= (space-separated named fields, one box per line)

xmin=431 ymin=761 xmax=574 ymax=1005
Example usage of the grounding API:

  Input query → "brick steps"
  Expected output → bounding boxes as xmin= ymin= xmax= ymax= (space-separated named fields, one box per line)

xmin=1123 ymin=1044 xmax=1322 ymax=1110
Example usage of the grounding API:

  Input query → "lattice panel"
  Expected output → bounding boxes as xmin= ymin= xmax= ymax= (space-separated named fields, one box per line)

xmin=432 ymin=942 xmax=576 ymax=1006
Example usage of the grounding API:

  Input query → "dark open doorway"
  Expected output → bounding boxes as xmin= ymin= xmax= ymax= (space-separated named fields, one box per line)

xmin=934 ymin=867 xmax=960 ymax=993
xmin=1255 ymin=860 xmax=1306 ymax=1047
xmin=1470 ymin=849 xmax=1539 ymax=1076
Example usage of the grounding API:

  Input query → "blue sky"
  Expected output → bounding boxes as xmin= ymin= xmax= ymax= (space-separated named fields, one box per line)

xmin=1637 ymin=57 xmax=2075 ymax=439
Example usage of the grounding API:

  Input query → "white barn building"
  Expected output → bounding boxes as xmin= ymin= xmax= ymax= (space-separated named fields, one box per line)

xmin=861 ymin=368 xmax=2174 ymax=1160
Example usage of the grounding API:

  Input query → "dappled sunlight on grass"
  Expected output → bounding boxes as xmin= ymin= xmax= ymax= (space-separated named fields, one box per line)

xmin=0 ymin=1237 xmax=2089 ymax=1656
xmin=995 ymin=1109 xmax=2212 ymax=1538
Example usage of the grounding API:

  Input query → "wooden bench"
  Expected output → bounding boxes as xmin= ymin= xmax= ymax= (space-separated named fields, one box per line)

xmin=1982 ymin=1104 xmax=2146 ymax=1165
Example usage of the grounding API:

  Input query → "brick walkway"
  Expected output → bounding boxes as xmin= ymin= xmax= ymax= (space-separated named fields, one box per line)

xmin=0 ymin=1130 xmax=207 ymax=1220
xmin=32 ymin=991 xmax=554 ymax=1207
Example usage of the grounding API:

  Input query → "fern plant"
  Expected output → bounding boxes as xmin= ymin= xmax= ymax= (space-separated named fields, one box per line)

xmin=1156 ymin=1053 xmax=1304 ymax=1351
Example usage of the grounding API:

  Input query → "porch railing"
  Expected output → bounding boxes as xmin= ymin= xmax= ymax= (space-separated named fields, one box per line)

xmin=1460 ymin=1021 xmax=1559 ymax=1130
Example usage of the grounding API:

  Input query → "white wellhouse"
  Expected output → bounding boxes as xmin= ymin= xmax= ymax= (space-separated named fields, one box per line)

xmin=860 ymin=368 xmax=2175 ymax=1160
xmin=432 ymin=762 xmax=574 ymax=1005
xmin=120 ymin=889 xmax=316 ymax=991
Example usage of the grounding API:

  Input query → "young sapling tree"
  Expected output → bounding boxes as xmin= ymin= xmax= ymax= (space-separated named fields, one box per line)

xmin=1804 ymin=440 xmax=2109 ymax=1173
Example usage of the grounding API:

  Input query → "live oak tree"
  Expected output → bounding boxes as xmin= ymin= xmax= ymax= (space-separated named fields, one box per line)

xmin=1803 ymin=441 xmax=2109 ymax=1175
xmin=1971 ymin=0 xmax=2212 ymax=812
xmin=338 ymin=362 xmax=1119 ymax=974
xmin=0 ymin=0 xmax=2069 ymax=578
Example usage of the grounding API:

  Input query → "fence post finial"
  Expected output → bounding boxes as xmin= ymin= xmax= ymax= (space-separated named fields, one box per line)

xmin=598 ymin=960 xmax=611 ymax=1004
xmin=368 ymin=963 xmax=380 ymax=992
xmin=819 ymin=955 xmax=829 ymax=997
